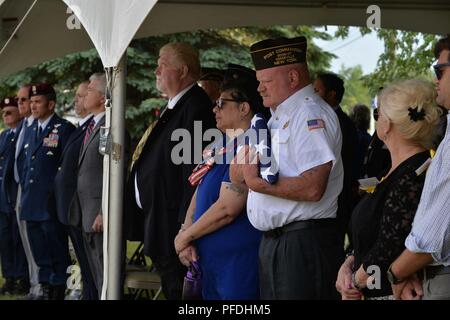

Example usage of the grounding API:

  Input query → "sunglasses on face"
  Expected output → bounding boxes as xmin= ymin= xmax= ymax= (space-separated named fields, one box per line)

xmin=373 ymin=108 xmax=379 ymax=121
xmin=2 ymin=110 xmax=13 ymax=116
xmin=215 ymin=98 xmax=241 ymax=109
xmin=433 ymin=62 xmax=450 ymax=80
xmin=15 ymin=97 xmax=28 ymax=103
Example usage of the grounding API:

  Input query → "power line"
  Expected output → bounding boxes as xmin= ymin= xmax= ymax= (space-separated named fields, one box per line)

xmin=328 ymin=35 xmax=364 ymax=52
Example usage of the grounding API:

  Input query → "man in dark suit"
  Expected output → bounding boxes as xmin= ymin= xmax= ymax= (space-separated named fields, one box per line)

xmin=0 ymin=97 xmax=28 ymax=295
xmin=314 ymin=72 xmax=358 ymax=250
xmin=50 ymin=81 xmax=98 ymax=300
xmin=126 ymin=42 xmax=215 ymax=299
xmin=20 ymin=83 xmax=75 ymax=299
xmin=69 ymin=74 xmax=107 ymax=299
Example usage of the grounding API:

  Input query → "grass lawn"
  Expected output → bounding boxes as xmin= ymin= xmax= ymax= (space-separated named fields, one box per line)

xmin=0 ymin=241 xmax=154 ymax=300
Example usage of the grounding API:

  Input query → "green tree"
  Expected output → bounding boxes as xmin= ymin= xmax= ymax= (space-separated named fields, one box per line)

xmin=0 ymin=26 xmax=334 ymax=140
xmin=334 ymin=26 xmax=441 ymax=94
xmin=339 ymin=65 xmax=372 ymax=114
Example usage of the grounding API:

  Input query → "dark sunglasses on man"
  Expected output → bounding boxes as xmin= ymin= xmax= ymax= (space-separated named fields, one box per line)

xmin=373 ymin=108 xmax=379 ymax=121
xmin=2 ymin=110 xmax=13 ymax=116
xmin=433 ymin=62 xmax=450 ymax=80
xmin=15 ymin=97 xmax=28 ymax=103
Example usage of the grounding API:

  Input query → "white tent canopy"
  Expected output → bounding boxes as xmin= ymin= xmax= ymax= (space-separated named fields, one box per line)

xmin=1 ymin=0 xmax=450 ymax=78
xmin=0 ymin=0 xmax=449 ymax=300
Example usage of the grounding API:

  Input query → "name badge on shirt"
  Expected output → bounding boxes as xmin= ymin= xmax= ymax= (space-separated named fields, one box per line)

xmin=43 ymin=133 xmax=59 ymax=148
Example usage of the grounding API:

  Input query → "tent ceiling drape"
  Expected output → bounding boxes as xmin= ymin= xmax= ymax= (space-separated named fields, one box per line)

xmin=1 ymin=0 xmax=449 ymax=78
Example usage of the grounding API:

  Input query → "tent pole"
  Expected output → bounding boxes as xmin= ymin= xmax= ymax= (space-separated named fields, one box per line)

xmin=107 ymin=53 xmax=127 ymax=300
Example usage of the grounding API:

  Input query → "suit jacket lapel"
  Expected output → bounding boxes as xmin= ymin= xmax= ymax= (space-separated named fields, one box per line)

xmin=79 ymin=115 xmax=105 ymax=165
xmin=145 ymin=85 xmax=198 ymax=145
xmin=63 ymin=116 xmax=93 ymax=155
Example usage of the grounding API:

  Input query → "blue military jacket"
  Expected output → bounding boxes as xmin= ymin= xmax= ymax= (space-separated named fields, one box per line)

xmin=20 ymin=114 xmax=75 ymax=221
xmin=16 ymin=118 xmax=37 ymax=188
xmin=0 ymin=127 xmax=20 ymax=215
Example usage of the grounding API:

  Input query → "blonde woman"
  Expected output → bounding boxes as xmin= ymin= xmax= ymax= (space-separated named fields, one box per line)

xmin=336 ymin=79 xmax=442 ymax=300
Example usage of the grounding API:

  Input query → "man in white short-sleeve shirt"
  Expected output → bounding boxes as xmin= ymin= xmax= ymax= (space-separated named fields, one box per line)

xmin=242 ymin=36 xmax=344 ymax=299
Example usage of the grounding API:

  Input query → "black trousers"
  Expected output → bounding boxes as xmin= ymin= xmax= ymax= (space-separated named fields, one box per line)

xmin=152 ymin=255 xmax=186 ymax=300
xmin=82 ymin=231 xmax=103 ymax=299
xmin=259 ymin=224 xmax=343 ymax=300
xmin=68 ymin=226 xmax=98 ymax=300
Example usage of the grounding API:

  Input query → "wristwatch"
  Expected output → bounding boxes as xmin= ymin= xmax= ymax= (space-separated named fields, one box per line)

xmin=387 ymin=264 xmax=405 ymax=285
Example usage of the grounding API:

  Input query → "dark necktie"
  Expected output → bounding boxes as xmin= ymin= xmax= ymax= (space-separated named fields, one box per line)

xmin=35 ymin=125 xmax=42 ymax=143
xmin=83 ymin=119 xmax=96 ymax=146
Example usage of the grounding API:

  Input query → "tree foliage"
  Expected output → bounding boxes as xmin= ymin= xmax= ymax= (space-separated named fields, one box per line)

xmin=334 ymin=26 xmax=441 ymax=94
xmin=339 ymin=65 xmax=372 ymax=114
xmin=0 ymin=25 xmax=334 ymax=139
xmin=0 ymin=25 xmax=442 ymax=136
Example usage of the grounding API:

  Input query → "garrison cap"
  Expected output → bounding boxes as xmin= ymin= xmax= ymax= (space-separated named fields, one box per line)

xmin=250 ymin=36 xmax=307 ymax=70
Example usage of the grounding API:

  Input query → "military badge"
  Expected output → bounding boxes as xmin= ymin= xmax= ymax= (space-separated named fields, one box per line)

xmin=43 ymin=133 xmax=59 ymax=148
xmin=5 ymin=98 xmax=9 ymax=104
xmin=32 ymin=86 xmax=37 ymax=95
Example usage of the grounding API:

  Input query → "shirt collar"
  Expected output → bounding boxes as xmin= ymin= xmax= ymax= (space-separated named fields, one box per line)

xmin=26 ymin=115 xmax=34 ymax=127
xmin=93 ymin=111 xmax=105 ymax=126
xmin=167 ymin=83 xmax=195 ymax=109
xmin=79 ymin=114 xmax=93 ymax=127
xmin=38 ymin=113 xmax=54 ymax=131
xmin=273 ymin=84 xmax=316 ymax=118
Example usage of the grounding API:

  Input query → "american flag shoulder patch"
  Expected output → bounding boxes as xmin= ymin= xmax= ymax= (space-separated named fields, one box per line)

xmin=307 ymin=119 xmax=325 ymax=131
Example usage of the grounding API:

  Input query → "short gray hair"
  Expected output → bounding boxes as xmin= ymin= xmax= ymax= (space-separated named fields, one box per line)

xmin=89 ymin=72 xmax=107 ymax=95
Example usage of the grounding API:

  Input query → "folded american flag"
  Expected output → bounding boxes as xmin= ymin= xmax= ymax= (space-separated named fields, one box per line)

xmin=246 ymin=113 xmax=279 ymax=184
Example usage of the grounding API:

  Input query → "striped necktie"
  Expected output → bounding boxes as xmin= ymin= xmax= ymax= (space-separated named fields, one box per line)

xmin=83 ymin=118 xmax=96 ymax=146
xmin=131 ymin=106 xmax=167 ymax=168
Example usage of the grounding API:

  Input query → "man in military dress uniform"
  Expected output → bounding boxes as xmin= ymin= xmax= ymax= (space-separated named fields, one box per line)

xmin=13 ymin=84 xmax=44 ymax=299
xmin=0 ymin=97 xmax=29 ymax=295
xmin=20 ymin=83 xmax=75 ymax=299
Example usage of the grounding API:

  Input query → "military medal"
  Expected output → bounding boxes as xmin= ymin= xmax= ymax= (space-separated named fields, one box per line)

xmin=43 ymin=133 xmax=59 ymax=148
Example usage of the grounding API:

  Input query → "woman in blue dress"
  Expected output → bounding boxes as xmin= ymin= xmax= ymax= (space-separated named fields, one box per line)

xmin=174 ymin=64 xmax=267 ymax=299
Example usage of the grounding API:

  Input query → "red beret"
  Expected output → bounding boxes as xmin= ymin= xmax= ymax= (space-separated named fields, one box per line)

xmin=0 ymin=96 xmax=18 ymax=109
xmin=29 ymin=83 xmax=56 ymax=98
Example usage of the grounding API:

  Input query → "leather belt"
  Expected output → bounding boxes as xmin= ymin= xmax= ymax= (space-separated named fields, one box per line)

xmin=424 ymin=265 xmax=450 ymax=280
xmin=264 ymin=218 xmax=337 ymax=238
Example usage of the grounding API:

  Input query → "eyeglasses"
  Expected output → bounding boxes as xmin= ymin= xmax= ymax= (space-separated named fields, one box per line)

xmin=2 ymin=110 xmax=13 ymax=116
xmin=373 ymin=108 xmax=379 ymax=121
xmin=215 ymin=98 xmax=242 ymax=109
xmin=433 ymin=62 xmax=450 ymax=80
xmin=15 ymin=97 xmax=28 ymax=103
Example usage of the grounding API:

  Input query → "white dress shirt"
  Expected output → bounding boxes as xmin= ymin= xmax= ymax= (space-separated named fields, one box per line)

xmin=37 ymin=113 xmax=54 ymax=133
